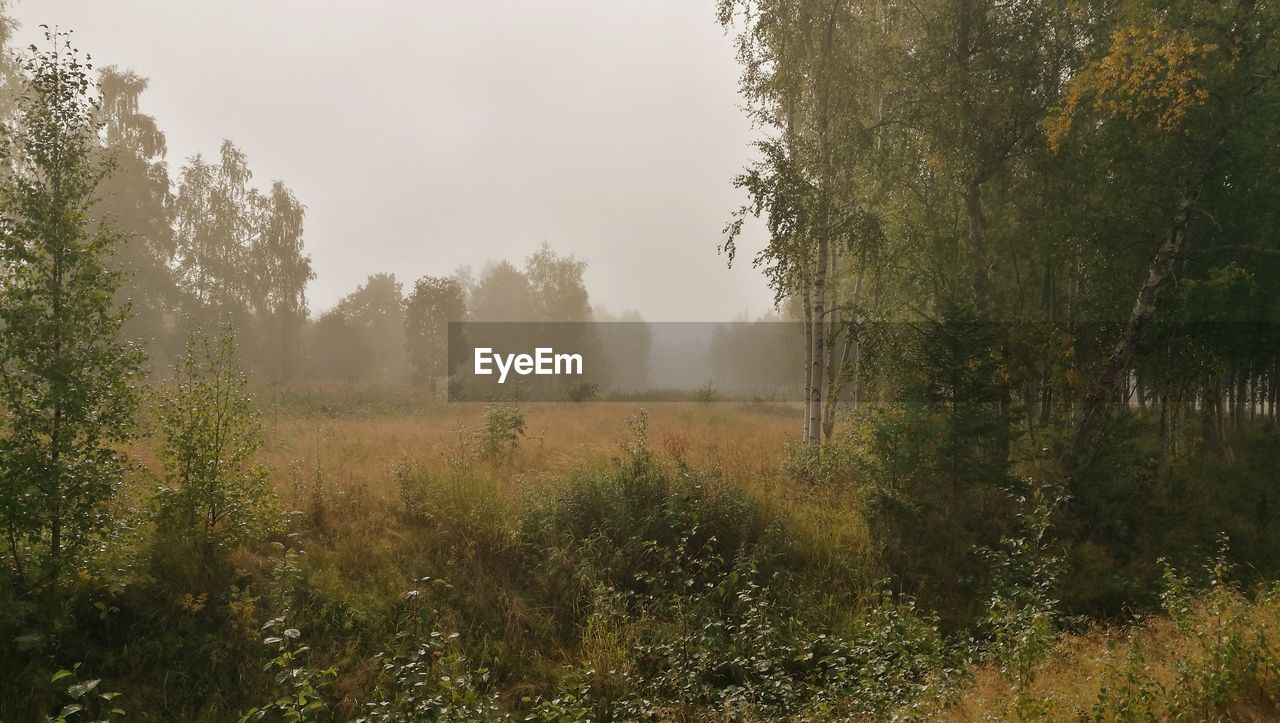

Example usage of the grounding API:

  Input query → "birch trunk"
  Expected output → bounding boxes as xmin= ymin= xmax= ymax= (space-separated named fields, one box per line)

xmin=806 ymin=0 xmax=838 ymax=447
xmin=803 ymin=285 xmax=815 ymax=444
xmin=1062 ymin=138 xmax=1224 ymax=476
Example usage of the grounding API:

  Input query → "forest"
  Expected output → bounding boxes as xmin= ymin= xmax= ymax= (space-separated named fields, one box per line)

xmin=4 ymin=0 xmax=1280 ymax=721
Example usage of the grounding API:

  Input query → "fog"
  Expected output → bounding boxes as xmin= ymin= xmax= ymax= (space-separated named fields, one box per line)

xmin=9 ymin=0 xmax=773 ymax=321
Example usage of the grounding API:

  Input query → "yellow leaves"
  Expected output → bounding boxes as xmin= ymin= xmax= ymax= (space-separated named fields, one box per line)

xmin=1047 ymin=24 xmax=1220 ymax=151
xmin=177 ymin=592 xmax=208 ymax=613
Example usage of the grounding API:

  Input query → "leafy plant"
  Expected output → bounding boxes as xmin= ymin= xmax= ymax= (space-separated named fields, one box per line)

xmin=477 ymin=403 xmax=525 ymax=461
xmin=238 ymin=616 xmax=336 ymax=723
xmin=981 ymin=481 xmax=1064 ymax=693
xmin=360 ymin=579 xmax=500 ymax=722
xmin=565 ymin=382 xmax=599 ymax=403
xmin=47 ymin=665 xmax=124 ymax=723
xmin=154 ymin=329 xmax=282 ymax=547
xmin=694 ymin=381 xmax=717 ymax=404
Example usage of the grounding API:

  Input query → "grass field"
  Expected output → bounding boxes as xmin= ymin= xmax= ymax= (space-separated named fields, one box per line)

xmin=8 ymin=385 xmax=1280 ymax=721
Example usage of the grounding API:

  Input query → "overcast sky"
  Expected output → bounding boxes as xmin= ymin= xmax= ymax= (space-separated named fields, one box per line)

xmin=10 ymin=1 xmax=773 ymax=321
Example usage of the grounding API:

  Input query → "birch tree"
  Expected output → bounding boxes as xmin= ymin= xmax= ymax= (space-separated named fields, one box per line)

xmin=0 ymin=32 xmax=142 ymax=585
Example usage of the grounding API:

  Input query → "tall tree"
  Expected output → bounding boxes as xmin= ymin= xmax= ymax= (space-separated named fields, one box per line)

xmin=250 ymin=181 xmax=312 ymax=382
xmin=94 ymin=66 xmax=177 ymax=361
xmin=173 ymin=141 xmax=311 ymax=376
xmin=0 ymin=32 xmax=142 ymax=584
xmin=721 ymin=0 xmax=896 ymax=444
xmin=525 ymin=243 xmax=591 ymax=322
xmin=332 ymin=273 xmax=406 ymax=383
xmin=173 ymin=140 xmax=256 ymax=322
xmin=468 ymin=260 xmax=537 ymax=322
xmin=404 ymin=275 xmax=464 ymax=386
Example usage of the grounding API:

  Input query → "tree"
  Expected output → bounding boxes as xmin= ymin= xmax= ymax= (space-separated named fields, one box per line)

xmin=173 ymin=140 xmax=311 ymax=378
xmin=249 ymin=181 xmax=312 ymax=382
xmin=525 ymin=243 xmax=591 ymax=322
xmin=720 ymin=0 xmax=899 ymax=445
xmin=333 ymin=273 xmax=406 ymax=383
xmin=404 ymin=275 xmax=464 ymax=386
xmin=93 ymin=66 xmax=178 ymax=363
xmin=0 ymin=32 xmax=143 ymax=584
xmin=154 ymin=329 xmax=280 ymax=548
xmin=468 ymin=260 xmax=536 ymax=322
xmin=306 ymin=309 xmax=374 ymax=382
xmin=173 ymin=140 xmax=256 ymax=323
xmin=1055 ymin=2 xmax=1280 ymax=476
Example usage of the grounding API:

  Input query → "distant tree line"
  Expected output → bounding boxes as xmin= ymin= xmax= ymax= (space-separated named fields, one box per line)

xmin=307 ymin=243 xmax=602 ymax=386
xmin=0 ymin=24 xmax=621 ymax=390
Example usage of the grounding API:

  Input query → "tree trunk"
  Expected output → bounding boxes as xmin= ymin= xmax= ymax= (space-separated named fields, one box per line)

xmin=823 ymin=268 xmax=863 ymax=439
xmin=802 ymin=286 xmax=815 ymax=444
xmin=1062 ymin=136 xmax=1226 ymax=479
xmin=806 ymin=1 xmax=838 ymax=448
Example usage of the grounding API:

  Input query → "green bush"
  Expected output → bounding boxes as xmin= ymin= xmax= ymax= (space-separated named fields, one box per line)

xmin=154 ymin=331 xmax=282 ymax=548
xmin=477 ymin=404 xmax=526 ymax=461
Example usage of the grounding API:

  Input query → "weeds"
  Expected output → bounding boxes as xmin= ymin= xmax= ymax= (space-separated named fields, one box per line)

xmin=238 ymin=616 xmax=336 ymax=723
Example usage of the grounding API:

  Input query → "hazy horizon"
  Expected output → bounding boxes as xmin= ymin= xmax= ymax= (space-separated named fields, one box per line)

xmin=9 ymin=0 xmax=774 ymax=321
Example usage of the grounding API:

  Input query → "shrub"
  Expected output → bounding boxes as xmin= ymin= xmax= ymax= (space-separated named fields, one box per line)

xmin=238 ymin=616 xmax=336 ymax=723
xmin=360 ymin=579 xmax=500 ymax=722
xmin=154 ymin=330 xmax=282 ymax=547
xmin=980 ymin=482 xmax=1065 ymax=715
xmin=477 ymin=403 xmax=526 ymax=461
xmin=565 ymin=383 xmax=599 ymax=402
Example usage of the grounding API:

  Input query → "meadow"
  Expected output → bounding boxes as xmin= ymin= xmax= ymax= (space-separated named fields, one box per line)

xmin=7 ymin=384 xmax=1280 ymax=721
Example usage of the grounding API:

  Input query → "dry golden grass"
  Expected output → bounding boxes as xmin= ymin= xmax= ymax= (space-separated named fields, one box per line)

xmin=260 ymin=401 xmax=800 ymax=509
xmin=247 ymin=399 xmax=878 ymax=602
xmin=943 ymin=591 xmax=1280 ymax=721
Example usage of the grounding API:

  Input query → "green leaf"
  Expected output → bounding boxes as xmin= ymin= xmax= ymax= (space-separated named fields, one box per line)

xmin=59 ymin=703 xmax=84 ymax=717
xmin=66 ymin=678 xmax=101 ymax=698
xmin=51 ymin=669 xmax=75 ymax=683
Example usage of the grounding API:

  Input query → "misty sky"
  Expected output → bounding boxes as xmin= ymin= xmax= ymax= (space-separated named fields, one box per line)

xmin=10 ymin=1 xmax=774 ymax=321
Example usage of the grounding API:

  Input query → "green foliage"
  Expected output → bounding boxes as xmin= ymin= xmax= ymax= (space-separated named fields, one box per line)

xmin=981 ymin=483 xmax=1064 ymax=706
xmin=47 ymin=664 xmax=124 ymax=723
xmin=858 ymin=304 xmax=1018 ymax=626
xmin=94 ymin=67 xmax=180 ymax=365
xmin=238 ymin=616 xmax=336 ymax=723
xmin=1084 ymin=543 xmax=1280 ymax=721
xmin=154 ymin=330 xmax=282 ymax=546
xmin=404 ymin=275 xmax=465 ymax=386
xmin=778 ymin=422 xmax=865 ymax=487
xmin=477 ymin=403 xmax=525 ymax=461
xmin=564 ymin=382 xmax=599 ymax=403
xmin=1062 ymin=417 xmax=1280 ymax=617
xmin=360 ymin=579 xmax=500 ymax=722
xmin=694 ymin=381 xmax=717 ymax=404
xmin=173 ymin=140 xmax=313 ymax=378
xmin=523 ymin=564 xmax=960 ymax=721
xmin=326 ymin=273 xmax=407 ymax=383
xmin=0 ymin=30 xmax=143 ymax=585
xmin=516 ymin=429 xmax=958 ymax=720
